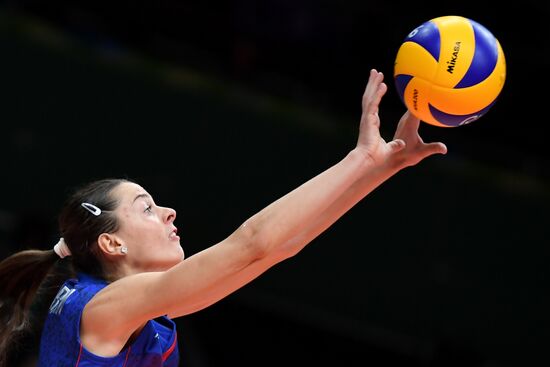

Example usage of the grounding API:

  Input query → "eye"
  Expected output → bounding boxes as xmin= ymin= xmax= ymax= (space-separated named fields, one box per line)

xmin=144 ymin=205 xmax=153 ymax=213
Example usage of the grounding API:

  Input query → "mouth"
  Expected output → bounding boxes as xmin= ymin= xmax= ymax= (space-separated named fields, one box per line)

xmin=169 ymin=227 xmax=179 ymax=240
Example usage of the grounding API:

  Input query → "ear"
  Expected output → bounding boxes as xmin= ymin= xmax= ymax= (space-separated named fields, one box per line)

xmin=97 ymin=233 xmax=125 ymax=256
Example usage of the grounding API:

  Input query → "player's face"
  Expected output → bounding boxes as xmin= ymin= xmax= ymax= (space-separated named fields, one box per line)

xmin=110 ymin=182 xmax=184 ymax=272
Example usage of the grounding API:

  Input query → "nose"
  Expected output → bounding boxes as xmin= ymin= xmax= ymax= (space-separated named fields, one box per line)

xmin=163 ymin=207 xmax=176 ymax=223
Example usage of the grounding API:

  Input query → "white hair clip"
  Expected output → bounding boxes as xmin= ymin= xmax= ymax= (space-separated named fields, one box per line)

xmin=81 ymin=202 xmax=101 ymax=216
xmin=53 ymin=237 xmax=71 ymax=258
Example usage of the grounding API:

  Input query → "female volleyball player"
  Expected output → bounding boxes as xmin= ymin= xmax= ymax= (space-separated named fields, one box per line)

xmin=0 ymin=69 xmax=446 ymax=366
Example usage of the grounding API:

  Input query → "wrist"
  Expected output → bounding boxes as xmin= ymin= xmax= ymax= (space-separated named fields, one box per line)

xmin=349 ymin=147 xmax=400 ymax=182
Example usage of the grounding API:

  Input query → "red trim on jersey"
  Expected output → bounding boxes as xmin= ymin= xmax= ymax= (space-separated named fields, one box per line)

xmin=74 ymin=344 xmax=83 ymax=367
xmin=122 ymin=346 xmax=132 ymax=367
xmin=162 ymin=332 xmax=177 ymax=362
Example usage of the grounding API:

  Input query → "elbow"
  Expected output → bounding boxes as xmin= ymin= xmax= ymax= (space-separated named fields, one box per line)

xmin=236 ymin=221 xmax=292 ymax=263
xmin=238 ymin=221 xmax=271 ymax=260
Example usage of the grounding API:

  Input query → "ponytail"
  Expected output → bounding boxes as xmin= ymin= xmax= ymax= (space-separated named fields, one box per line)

xmin=0 ymin=178 xmax=127 ymax=365
xmin=0 ymin=249 xmax=60 ymax=366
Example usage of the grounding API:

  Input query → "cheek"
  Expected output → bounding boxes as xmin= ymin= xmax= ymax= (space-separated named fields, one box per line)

xmin=137 ymin=217 xmax=161 ymax=236
xmin=122 ymin=222 xmax=163 ymax=249
xmin=142 ymin=231 xmax=167 ymax=250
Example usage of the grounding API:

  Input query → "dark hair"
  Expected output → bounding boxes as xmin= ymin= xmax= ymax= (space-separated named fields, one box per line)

xmin=59 ymin=178 xmax=130 ymax=277
xmin=0 ymin=178 xmax=129 ymax=366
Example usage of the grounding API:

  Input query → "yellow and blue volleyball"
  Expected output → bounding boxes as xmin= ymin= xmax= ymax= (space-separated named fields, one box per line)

xmin=394 ymin=15 xmax=506 ymax=127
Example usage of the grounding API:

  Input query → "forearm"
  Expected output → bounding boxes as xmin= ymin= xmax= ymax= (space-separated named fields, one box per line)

xmin=282 ymin=158 xmax=400 ymax=253
xmin=244 ymin=148 xmax=397 ymax=256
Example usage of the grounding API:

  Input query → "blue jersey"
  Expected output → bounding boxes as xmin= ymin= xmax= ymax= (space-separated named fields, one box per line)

xmin=38 ymin=273 xmax=180 ymax=367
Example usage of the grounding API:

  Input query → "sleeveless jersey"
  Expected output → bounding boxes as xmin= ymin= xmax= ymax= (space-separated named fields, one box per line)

xmin=37 ymin=273 xmax=180 ymax=367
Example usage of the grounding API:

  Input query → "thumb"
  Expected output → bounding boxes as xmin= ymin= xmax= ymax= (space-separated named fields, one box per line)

xmin=387 ymin=139 xmax=406 ymax=153
xmin=423 ymin=142 xmax=448 ymax=156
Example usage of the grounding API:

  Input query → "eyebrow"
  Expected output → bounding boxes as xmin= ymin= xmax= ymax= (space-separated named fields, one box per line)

xmin=132 ymin=193 xmax=151 ymax=204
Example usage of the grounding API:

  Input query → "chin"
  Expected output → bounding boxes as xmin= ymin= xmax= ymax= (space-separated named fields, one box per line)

xmin=170 ymin=249 xmax=185 ymax=265
xmin=160 ymin=247 xmax=184 ymax=269
xmin=177 ymin=247 xmax=185 ymax=261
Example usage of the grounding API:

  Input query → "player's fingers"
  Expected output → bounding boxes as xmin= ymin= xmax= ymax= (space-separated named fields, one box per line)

xmin=423 ymin=142 xmax=448 ymax=156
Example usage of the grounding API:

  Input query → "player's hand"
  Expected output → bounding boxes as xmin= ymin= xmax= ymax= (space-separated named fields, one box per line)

xmin=355 ymin=69 xmax=447 ymax=170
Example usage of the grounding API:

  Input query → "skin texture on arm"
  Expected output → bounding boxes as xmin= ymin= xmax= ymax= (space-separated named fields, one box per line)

xmin=80 ymin=70 xmax=446 ymax=356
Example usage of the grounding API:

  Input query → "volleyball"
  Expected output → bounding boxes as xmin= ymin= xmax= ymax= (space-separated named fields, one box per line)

xmin=393 ymin=15 xmax=506 ymax=127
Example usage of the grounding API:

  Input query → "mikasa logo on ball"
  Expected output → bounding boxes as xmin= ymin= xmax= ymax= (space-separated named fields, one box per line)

xmin=446 ymin=41 xmax=461 ymax=74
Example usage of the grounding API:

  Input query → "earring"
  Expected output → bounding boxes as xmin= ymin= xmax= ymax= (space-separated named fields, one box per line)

xmin=121 ymin=246 xmax=128 ymax=254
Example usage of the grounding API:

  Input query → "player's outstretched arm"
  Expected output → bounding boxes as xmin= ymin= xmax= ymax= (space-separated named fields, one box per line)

xmin=155 ymin=69 xmax=447 ymax=315
xmin=82 ymin=70 xmax=446 ymax=353
xmin=238 ymin=71 xmax=436 ymax=255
